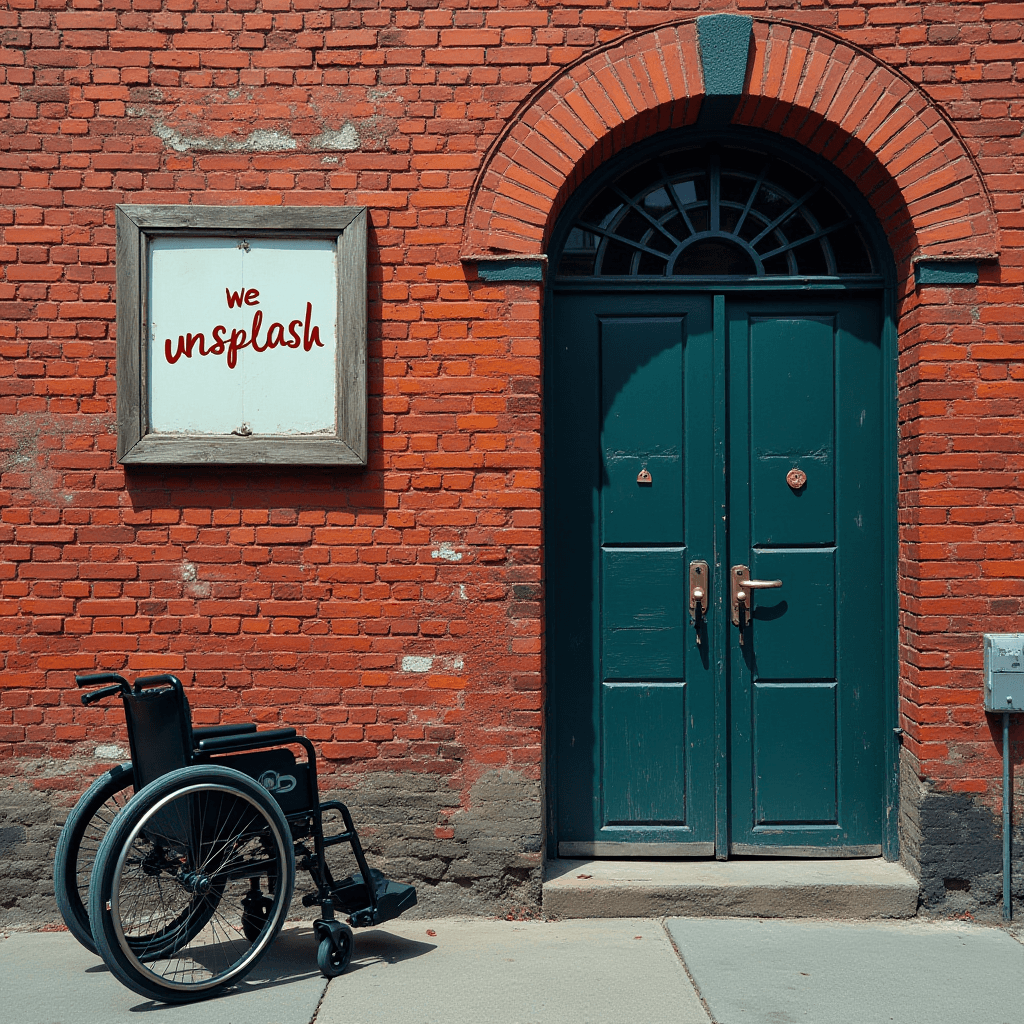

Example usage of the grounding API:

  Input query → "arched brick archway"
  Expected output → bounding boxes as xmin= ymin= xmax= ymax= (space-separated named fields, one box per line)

xmin=461 ymin=18 xmax=999 ymax=269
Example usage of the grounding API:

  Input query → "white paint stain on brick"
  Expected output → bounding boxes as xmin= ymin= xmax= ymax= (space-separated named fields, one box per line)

xmin=431 ymin=542 xmax=462 ymax=562
xmin=402 ymin=656 xmax=434 ymax=673
xmin=453 ymin=657 xmax=464 ymax=671
xmin=95 ymin=745 xmax=127 ymax=759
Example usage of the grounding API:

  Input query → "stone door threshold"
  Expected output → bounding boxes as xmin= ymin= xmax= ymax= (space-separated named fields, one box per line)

xmin=543 ymin=857 xmax=919 ymax=920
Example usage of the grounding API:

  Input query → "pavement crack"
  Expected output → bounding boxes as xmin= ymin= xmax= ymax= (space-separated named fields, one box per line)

xmin=660 ymin=918 xmax=719 ymax=1024
xmin=308 ymin=974 xmax=331 ymax=1024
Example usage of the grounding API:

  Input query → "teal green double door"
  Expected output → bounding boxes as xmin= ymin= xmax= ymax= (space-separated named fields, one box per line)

xmin=549 ymin=290 xmax=886 ymax=856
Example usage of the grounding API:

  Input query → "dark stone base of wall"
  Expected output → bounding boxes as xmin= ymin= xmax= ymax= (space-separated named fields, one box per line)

xmin=0 ymin=760 xmax=69 ymax=930
xmin=320 ymin=769 xmax=543 ymax=918
xmin=0 ymin=759 xmax=543 ymax=930
xmin=901 ymin=753 xmax=1023 ymax=921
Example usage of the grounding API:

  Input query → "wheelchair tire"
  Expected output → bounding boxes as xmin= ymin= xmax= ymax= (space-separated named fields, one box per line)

xmin=89 ymin=764 xmax=295 ymax=1003
xmin=53 ymin=762 xmax=134 ymax=953
xmin=316 ymin=926 xmax=353 ymax=978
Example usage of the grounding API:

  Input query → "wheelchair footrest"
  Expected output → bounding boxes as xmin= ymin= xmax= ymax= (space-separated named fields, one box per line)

xmin=329 ymin=870 xmax=417 ymax=925
xmin=372 ymin=878 xmax=418 ymax=924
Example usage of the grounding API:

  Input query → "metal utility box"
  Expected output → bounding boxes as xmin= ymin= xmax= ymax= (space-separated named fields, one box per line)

xmin=984 ymin=634 xmax=1024 ymax=712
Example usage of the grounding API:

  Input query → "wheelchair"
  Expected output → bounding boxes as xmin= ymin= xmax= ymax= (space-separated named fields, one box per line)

xmin=53 ymin=672 xmax=417 ymax=1003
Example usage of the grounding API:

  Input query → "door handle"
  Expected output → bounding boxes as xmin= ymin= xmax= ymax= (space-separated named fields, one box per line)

xmin=689 ymin=560 xmax=709 ymax=645
xmin=730 ymin=564 xmax=782 ymax=645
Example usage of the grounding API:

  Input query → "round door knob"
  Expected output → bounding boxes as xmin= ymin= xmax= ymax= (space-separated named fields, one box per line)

xmin=786 ymin=468 xmax=807 ymax=490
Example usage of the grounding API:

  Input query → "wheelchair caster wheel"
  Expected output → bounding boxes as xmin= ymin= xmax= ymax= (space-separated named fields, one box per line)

xmin=316 ymin=925 xmax=353 ymax=979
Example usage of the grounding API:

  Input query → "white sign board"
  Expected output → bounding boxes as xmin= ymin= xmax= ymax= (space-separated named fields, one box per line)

xmin=149 ymin=237 xmax=338 ymax=436
xmin=115 ymin=205 xmax=367 ymax=466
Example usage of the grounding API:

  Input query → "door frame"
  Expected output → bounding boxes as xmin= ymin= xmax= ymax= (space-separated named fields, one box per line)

xmin=542 ymin=128 xmax=900 ymax=861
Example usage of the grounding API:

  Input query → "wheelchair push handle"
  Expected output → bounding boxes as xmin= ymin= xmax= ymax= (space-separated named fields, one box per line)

xmin=81 ymin=683 xmax=124 ymax=705
xmin=132 ymin=673 xmax=184 ymax=696
xmin=75 ymin=672 xmax=185 ymax=707
xmin=76 ymin=673 xmax=131 ymax=706
xmin=76 ymin=672 xmax=128 ymax=689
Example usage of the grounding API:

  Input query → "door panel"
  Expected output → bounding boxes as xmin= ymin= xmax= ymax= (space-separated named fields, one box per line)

xmin=551 ymin=294 xmax=715 ymax=854
xmin=728 ymin=298 xmax=884 ymax=854
xmin=750 ymin=548 xmax=836 ymax=681
xmin=749 ymin=316 xmax=835 ymax=547
xmin=753 ymin=683 xmax=837 ymax=825
xmin=601 ymin=318 xmax=684 ymax=544
xmin=602 ymin=548 xmax=687 ymax=679
xmin=603 ymin=683 xmax=688 ymax=825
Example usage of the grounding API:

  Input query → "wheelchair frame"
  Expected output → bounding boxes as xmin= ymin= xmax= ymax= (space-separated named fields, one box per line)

xmin=56 ymin=672 xmax=416 ymax=1002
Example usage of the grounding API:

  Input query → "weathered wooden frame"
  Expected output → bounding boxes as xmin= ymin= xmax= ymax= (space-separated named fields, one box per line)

xmin=115 ymin=205 xmax=367 ymax=465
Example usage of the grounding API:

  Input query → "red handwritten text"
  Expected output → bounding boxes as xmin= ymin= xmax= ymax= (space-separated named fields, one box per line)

xmin=164 ymin=298 xmax=323 ymax=369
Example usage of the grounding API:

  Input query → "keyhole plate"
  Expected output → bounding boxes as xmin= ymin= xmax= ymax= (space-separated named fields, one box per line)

xmin=786 ymin=468 xmax=807 ymax=490
xmin=637 ymin=468 xmax=652 ymax=485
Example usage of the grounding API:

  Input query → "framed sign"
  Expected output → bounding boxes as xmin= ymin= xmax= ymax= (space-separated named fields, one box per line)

xmin=115 ymin=205 xmax=367 ymax=465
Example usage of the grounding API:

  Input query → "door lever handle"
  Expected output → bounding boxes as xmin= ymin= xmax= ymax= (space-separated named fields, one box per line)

xmin=730 ymin=565 xmax=782 ymax=644
xmin=739 ymin=577 xmax=783 ymax=590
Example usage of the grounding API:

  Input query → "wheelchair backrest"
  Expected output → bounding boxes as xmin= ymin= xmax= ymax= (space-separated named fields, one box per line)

xmin=121 ymin=677 xmax=194 ymax=791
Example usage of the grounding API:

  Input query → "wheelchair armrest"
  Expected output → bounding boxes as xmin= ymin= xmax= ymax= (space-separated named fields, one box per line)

xmin=197 ymin=727 xmax=298 ymax=754
xmin=193 ymin=723 xmax=258 ymax=741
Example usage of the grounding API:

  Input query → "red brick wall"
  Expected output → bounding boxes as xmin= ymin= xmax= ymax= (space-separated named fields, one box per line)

xmin=2 ymin=0 xmax=1024 ymax=915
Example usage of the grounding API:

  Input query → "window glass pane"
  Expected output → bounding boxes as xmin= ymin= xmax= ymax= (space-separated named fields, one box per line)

xmin=792 ymin=240 xmax=829 ymax=276
xmin=638 ymin=252 xmax=668 ymax=275
xmin=674 ymin=239 xmax=756 ymax=276
xmin=831 ymin=224 xmax=874 ymax=274
xmin=600 ymin=240 xmax=635 ymax=275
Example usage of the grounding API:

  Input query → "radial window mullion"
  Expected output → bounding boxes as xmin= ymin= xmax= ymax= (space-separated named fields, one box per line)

xmin=578 ymin=221 xmax=679 ymax=262
xmin=734 ymin=165 xmax=771 ymax=239
xmin=657 ymin=161 xmax=697 ymax=236
xmin=748 ymin=185 xmax=821 ymax=247
xmin=611 ymin=185 xmax=684 ymax=248
xmin=758 ymin=218 xmax=853 ymax=261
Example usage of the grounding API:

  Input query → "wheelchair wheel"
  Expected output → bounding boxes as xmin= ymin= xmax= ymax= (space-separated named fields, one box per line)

xmin=316 ymin=923 xmax=353 ymax=978
xmin=89 ymin=764 xmax=295 ymax=1003
xmin=53 ymin=762 xmax=134 ymax=953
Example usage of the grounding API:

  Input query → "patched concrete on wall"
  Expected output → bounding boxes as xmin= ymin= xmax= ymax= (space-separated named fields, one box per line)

xmin=901 ymin=753 xmax=1024 ymax=920
xmin=127 ymin=107 xmax=363 ymax=153
xmin=0 ymin=761 xmax=542 ymax=929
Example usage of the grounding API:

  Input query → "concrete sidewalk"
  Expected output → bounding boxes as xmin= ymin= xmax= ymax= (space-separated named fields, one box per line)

xmin=2 ymin=916 xmax=1023 ymax=1024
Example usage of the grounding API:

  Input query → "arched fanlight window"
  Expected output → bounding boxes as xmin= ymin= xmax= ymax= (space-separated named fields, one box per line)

xmin=557 ymin=145 xmax=874 ymax=278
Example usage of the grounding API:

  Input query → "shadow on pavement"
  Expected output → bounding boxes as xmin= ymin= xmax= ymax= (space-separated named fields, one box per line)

xmin=122 ymin=927 xmax=327 ymax=1012
xmin=347 ymin=928 xmax=437 ymax=973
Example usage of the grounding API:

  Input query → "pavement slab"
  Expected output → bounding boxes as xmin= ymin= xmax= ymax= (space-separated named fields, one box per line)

xmin=0 ymin=924 xmax=328 ymax=1024
xmin=666 ymin=917 xmax=1024 ymax=1024
xmin=315 ymin=917 xmax=710 ymax=1024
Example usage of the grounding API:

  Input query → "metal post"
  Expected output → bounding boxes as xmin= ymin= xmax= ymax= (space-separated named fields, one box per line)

xmin=1004 ymin=711 xmax=1012 ymax=922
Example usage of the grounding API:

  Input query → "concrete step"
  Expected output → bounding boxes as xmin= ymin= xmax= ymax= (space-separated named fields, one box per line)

xmin=543 ymin=857 xmax=919 ymax=919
